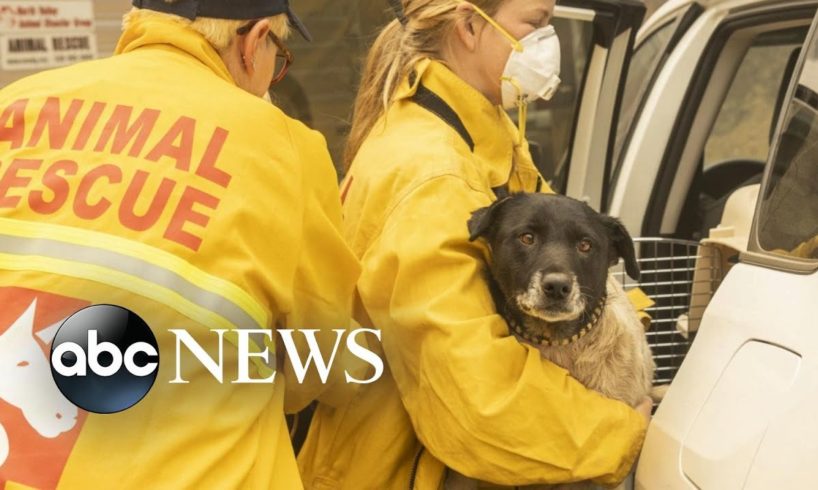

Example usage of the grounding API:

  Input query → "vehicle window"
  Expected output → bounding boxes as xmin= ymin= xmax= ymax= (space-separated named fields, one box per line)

xmin=612 ymin=19 xmax=676 ymax=169
xmin=704 ymin=28 xmax=808 ymax=171
xmin=757 ymin=44 xmax=818 ymax=261
xmin=515 ymin=17 xmax=594 ymax=191
xmin=674 ymin=25 xmax=809 ymax=241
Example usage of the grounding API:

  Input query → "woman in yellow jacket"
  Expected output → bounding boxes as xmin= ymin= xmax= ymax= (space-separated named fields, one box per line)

xmin=0 ymin=1 xmax=360 ymax=488
xmin=299 ymin=0 xmax=652 ymax=487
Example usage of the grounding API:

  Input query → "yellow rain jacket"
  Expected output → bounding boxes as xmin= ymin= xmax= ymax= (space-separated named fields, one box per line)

xmin=0 ymin=16 xmax=358 ymax=490
xmin=298 ymin=59 xmax=647 ymax=489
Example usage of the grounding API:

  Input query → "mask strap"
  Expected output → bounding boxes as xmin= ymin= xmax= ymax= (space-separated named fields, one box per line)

xmin=464 ymin=2 xmax=523 ymax=52
xmin=502 ymin=76 xmax=527 ymax=144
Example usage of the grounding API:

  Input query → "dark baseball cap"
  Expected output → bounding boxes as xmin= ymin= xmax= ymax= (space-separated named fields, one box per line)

xmin=132 ymin=0 xmax=313 ymax=41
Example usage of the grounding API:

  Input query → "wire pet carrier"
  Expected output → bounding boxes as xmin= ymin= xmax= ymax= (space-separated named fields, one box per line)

xmin=611 ymin=238 xmax=723 ymax=388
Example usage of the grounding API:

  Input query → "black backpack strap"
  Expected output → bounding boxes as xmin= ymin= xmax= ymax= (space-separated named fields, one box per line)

xmin=410 ymin=82 xmax=475 ymax=152
xmin=409 ymin=76 xmax=515 ymax=200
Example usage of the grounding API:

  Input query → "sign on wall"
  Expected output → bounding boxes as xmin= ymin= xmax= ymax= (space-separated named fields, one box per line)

xmin=0 ymin=1 xmax=97 ymax=71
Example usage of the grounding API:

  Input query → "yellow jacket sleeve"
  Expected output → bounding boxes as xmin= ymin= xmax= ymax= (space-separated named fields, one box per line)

xmin=359 ymin=174 xmax=647 ymax=486
xmin=280 ymin=129 xmax=362 ymax=413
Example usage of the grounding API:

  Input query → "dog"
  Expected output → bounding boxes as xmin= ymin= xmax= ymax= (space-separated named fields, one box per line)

xmin=445 ymin=193 xmax=655 ymax=490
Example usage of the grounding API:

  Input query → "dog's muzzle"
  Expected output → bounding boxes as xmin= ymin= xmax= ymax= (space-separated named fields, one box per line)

xmin=516 ymin=271 xmax=585 ymax=322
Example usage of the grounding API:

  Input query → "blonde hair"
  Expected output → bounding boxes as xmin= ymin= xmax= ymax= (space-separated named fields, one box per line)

xmin=123 ymin=1 xmax=290 ymax=52
xmin=343 ymin=0 xmax=504 ymax=170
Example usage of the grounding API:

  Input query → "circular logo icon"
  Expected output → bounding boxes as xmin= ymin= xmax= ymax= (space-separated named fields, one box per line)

xmin=50 ymin=305 xmax=159 ymax=414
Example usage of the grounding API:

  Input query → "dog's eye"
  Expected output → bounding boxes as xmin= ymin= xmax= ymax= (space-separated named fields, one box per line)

xmin=519 ymin=233 xmax=535 ymax=246
xmin=578 ymin=239 xmax=593 ymax=252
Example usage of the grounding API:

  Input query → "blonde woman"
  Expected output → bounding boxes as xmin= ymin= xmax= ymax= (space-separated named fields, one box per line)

xmin=0 ymin=1 xmax=359 ymax=488
xmin=298 ymin=0 xmax=652 ymax=488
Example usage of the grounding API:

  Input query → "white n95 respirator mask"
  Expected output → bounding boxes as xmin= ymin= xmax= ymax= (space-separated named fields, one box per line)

xmin=500 ymin=25 xmax=561 ymax=109
xmin=467 ymin=2 xmax=562 ymax=109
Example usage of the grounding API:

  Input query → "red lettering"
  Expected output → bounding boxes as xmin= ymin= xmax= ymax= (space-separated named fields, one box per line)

xmin=119 ymin=170 xmax=175 ymax=231
xmin=0 ymin=158 xmax=42 ymax=208
xmin=27 ymin=98 xmax=83 ymax=150
xmin=0 ymin=99 xmax=28 ymax=149
xmin=73 ymin=164 xmax=122 ymax=220
xmin=94 ymin=105 xmax=160 ymax=157
xmin=72 ymin=101 xmax=105 ymax=151
xmin=195 ymin=127 xmax=231 ymax=188
xmin=145 ymin=116 xmax=195 ymax=171
xmin=29 ymin=159 xmax=78 ymax=214
xmin=164 ymin=186 xmax=219 ymax=251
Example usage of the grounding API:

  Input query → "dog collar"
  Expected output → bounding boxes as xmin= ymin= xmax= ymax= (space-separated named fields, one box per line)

xmin=506 ymin=294 xmax=607 ymax=347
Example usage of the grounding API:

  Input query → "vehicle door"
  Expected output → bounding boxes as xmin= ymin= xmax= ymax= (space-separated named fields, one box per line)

xmin=636 ymin=10 xmax=818 ymax=488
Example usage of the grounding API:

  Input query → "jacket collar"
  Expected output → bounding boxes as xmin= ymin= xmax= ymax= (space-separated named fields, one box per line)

xmin=115 ymin=16 xmax=235 ymax=85
xmin=394 ymin=59 xmax=519 ymax=188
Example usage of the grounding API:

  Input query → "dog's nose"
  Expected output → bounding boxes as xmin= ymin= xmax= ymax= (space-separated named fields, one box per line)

xmin=542 ymin=273 xmax=572 ymax=300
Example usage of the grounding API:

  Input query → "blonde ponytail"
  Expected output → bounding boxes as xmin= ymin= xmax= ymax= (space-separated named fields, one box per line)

xmin=343 ymin=0 xmax=504 ymax=170
xmin=344 ymin=19 xmax=408 ymax=170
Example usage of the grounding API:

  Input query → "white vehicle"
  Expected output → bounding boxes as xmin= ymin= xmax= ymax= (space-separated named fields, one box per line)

xmin=635 ymin=8 xmax=818 ymax=489
xmin=540 ymin=0 xmax=817 ymax=487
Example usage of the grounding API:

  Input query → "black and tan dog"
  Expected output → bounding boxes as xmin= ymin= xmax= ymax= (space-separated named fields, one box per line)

xmin=447 ymin=193 xmax=655 ymax=490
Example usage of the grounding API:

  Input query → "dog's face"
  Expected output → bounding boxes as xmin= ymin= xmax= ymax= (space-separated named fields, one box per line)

xmin=468 ymin=193 xmax=639 ymax=337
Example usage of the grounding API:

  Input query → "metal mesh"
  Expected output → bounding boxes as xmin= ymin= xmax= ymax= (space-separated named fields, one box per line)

xmin=611 ymin=238 xmax=723 ymax=387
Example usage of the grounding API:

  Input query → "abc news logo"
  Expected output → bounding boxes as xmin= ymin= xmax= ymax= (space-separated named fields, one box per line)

xmin=51 ymin=305 xmax=383 ymax=414
xmin=50 ymin=305 xmax=159 ymax=414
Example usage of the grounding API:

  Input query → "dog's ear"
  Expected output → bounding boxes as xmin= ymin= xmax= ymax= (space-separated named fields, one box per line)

xmin=601 ymin=215 xmax=640 ymax=280
xmin=467 ymin=198 xmax=509 ymax=242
